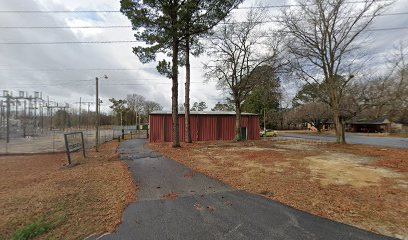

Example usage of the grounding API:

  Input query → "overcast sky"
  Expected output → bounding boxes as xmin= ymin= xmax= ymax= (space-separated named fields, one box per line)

xmin=0 ymin=0 xmax=407 ymax=113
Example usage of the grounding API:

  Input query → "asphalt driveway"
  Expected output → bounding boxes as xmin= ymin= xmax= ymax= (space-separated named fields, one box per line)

xmin=280 ymin=133 xmax=408 ymax=148
xmin=100 ymin=139 xmax=395 ymax=240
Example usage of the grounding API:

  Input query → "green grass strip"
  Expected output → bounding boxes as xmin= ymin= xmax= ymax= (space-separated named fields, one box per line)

xmin=11 ymin=221 xmax=53 ymax=240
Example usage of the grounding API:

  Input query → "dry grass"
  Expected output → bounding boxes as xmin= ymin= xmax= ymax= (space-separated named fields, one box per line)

xmin=327 ymin=143 xmax=408 ymax=172
xmin=0 ymin=141 xmax=136 ymax=240
xmin=149 ymin=139 xmax=408 ymax=239
xmin=277 ymin=129 xmax=408 ymax=138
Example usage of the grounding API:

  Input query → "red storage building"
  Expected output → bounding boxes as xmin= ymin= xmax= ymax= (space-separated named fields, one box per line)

xmin=149 ymin=111 xmax=260 ymax=142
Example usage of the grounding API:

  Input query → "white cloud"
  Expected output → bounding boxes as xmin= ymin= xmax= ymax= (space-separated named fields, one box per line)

xmin=0 ymin=0 xmax=407 ymax=113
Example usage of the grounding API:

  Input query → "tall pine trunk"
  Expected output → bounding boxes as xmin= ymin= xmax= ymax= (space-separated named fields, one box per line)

xmin=184 ymin=34 xmax=192 ymax=143
xmin=172 ymin=36 xmax=180 ymax=147
xmin=235 ymin=101 xmax=241 ymax=141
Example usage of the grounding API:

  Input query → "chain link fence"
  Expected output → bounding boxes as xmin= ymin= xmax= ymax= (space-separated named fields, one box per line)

xmin=0 ymin=127 xmax=147 ymax=154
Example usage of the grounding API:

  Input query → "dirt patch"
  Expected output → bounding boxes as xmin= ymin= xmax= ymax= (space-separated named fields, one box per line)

xmin=0 ymin=141 xmax=136 ymax=240
xmin=306 ymin=153 xmax=404 ymax=187
xmin=149 ymin=139 xmax=408 ymax=239
xmin=161 ymin=192 xmax=178 ymax=199
xmin=225 ymin=147 xmax=277 ymax=152
xmin=277 ymin=142 xmax=318 ymax=151
xmin=326 ymin=143 xmax=408 ymax=172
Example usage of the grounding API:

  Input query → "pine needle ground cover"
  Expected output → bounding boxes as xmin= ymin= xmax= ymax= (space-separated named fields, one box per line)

xmin=0 ymin=141 xmax=136 ymax=240
xmin=150 ymin=139 xmax=408 ymax=239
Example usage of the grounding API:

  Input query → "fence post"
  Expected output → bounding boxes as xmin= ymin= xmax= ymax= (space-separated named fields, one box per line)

xmin=52 ymin=130 xmax=55 ymax=152
xmin=64 ymin=134 xmax=71 ymax=165
xmin=81 ymin=132 xmax=86 ymax=158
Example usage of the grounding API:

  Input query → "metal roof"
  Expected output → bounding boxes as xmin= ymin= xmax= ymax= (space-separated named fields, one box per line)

xmin=150 ymin=111 xmax=258 ymax=116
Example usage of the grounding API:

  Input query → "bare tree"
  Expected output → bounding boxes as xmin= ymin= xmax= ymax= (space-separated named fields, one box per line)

xmin=205 ymin=10 xmax=282 ymax=140
xmin=280 ymin=0 xmax=391 ymax=143
xmin=295 ymin=102 xmax=332 ymax=132
xmin=382 ymin=42 xmax=408 ymax=121
xmin=357 ymin=42 xmax=408 ymax=121
xmin=127 ymin=94 xmax=145 ymax=125
xmin=143 ymin=100 xmax=163 ymax=116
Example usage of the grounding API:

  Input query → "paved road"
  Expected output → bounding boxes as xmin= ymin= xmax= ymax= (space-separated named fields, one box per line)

xmin=100 ymin=139 xmax=395 ymax=240
xmin=280 ymin=133 xmax=408 ymax=148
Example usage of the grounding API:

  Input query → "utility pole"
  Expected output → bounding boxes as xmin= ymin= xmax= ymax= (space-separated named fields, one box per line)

xmin=47 ymin=96 xmax=50 ymax=130
xmin=76 ymin=101 xmax=95 ymax=130
xmin=96 ymin=77 xmax=99 ymax=151
xmin=45 ymin=99 xmax=61 ymax=131
xmin=99 ymin=98 xmax=102 ymax=131
xmin=79 ymin=97 xmax=81 ymax=129
xmin=6 ymin=95 xmax=10 ymax=143
xmin=95 ymin=75 xmax=107 ymax=151
xmin=50 ymin=106 xmax=53 ymax=130
xmin=34 ymin=93 xmax=37 ymax=129
xmin=87 ymin=103 xmax=90 ymax=130
xmin=0 ymin=100 xmax=3 ymax=133
xmin=45 ymin=99 xmax=59 ymax=131
xmin=40 ymin=100 xmax=44 ymax=130
xmin=15 ymin=99 xmax=18 ymax=119
xmin=46 ymin=102 xmax=60 ymax=131
xmin=78 ymin=101 xmax=95 ymax=130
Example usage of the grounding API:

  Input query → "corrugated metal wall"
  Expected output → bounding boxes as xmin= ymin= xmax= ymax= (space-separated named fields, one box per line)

xmin=149 ymin=113 xmax=260 ymax=142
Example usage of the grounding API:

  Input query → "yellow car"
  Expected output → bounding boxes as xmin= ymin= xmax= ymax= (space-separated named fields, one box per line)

xmin=260 ymin=130 xmax=277 ymax=137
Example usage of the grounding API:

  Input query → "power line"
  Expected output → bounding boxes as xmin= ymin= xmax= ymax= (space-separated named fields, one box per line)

xmin=0 ymin=78 xmax=206 ymax=83
xmin=0 ymin=67 xmax=202 ymax=71
xmin=0 ymin=1 xmax=393 ymax=13
xmin=1 ymin=81 xmax=211 ymax=87
xmin=105 ymin=82 xmax=206 ymax=85
xmin=0 ymin=40 xmax=140 ymax=45
xmin=0 ymin=24 xmax=407 ymax=45
xmin=0 ymin=77 xmax=220 ymax=86
xmin=0 ymin=10 xmax=122 ymax=13
xmin=1 ymin=11 xmax=407 ymax=29
xmin=0 ymin=25 xmax=133 ymax=29
xmin=235 ymin=0 xmax=393 ymax=9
